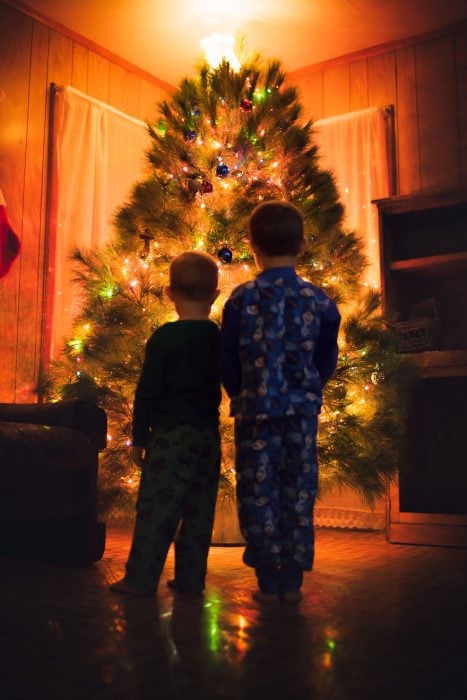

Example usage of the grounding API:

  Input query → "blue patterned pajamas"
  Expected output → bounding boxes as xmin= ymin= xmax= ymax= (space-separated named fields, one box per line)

xmin=235 ymin=415 xmax=318 ymax=574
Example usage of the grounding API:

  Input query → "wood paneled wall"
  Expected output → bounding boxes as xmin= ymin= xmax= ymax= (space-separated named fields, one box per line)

xmin=289 ymin=22 xmax=467 ymax=196
xmin=0 ymin=1 xmax=171 ymax=402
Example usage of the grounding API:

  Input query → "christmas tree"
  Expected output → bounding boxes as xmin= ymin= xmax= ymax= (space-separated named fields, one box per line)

xmin=45 ymin=57 xmax=410 ymax=520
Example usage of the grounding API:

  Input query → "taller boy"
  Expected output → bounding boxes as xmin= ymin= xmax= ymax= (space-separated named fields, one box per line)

xmin=220 ymin=201 xmax=341 ymax=603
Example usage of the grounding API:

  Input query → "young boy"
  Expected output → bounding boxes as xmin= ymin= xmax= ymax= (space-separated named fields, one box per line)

xmin=110 ymin=251 xmax=221 ymax=596
xmin=220 ymin=201 xmax=340 ymax=604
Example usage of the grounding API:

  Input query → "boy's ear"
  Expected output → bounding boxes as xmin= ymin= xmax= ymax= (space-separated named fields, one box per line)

xmin=251 ymin=245 xmax=263 ymax=267
xmin=298 ymin=240 xmax=307 ymax=256
xmin=164 ymin=285 xmax=173 ymax=301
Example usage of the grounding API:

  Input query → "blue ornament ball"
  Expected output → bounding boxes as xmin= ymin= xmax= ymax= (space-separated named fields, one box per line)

xmin=185 ymin=129 xmax=197 ymax=142
xmin=216 ymin=163 xmax=230 ymax=178
xmin=217 ymin=246 xmax=233 ymax=264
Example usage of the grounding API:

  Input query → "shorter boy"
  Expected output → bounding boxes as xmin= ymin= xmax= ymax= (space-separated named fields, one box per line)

xmin=111 ymin=251 xmax=221 ymax=596
xmin=220 ymin=201 xmax=340 ymax=603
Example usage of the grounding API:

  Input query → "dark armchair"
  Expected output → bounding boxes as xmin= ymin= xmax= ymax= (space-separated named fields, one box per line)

xmin=0 ymin=400 xmax=107 ymax=564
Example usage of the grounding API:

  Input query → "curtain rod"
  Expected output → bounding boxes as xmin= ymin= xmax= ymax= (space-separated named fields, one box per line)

xmin=50 ymin=83 xmax=147 ymax=128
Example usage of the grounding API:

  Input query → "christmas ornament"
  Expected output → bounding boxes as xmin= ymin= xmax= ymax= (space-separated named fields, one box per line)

xmin=371 ymin=366 xmax=386 ymax=385
xmin=192 ymin=107 xmax=201 ymax=117
xmin=188 ymin=177 xmax=203 ymax=195
xmin=155 ymin=120 xmax=167 ymax=137
xmin=185 ymin=129 xmax=197 ymax=142
xmin=253 ymin=88 xmax=266 ymax=103
xmin=217 ymin=246 xmax=233 ymax=264
xmin=139 ymin=230 xmax=154 ymax=259
xmin=216 ymin=164 xmax=230 ymax=178
xmin=240 ymin=98 xmax=253 ymax=112
xmin=334 ymin=382 xmax=347 ymax=400
xmin=201 ymin=180 xmax=213 ymax=194
xmin=0 ymin=190 xmax=20 ymax=279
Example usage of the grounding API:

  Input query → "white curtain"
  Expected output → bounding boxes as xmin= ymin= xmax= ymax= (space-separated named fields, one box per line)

xmin=47 ymin=85 xmax=151 ymax=359
xmin=313 ymin=106 xmax=394 ymax=529
xmin=314 ymin=106 xmax=394 ymax=288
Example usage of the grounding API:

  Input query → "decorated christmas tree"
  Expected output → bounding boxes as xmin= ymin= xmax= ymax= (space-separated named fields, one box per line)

xmin=44 ymin=56 xmax=410 ymax=520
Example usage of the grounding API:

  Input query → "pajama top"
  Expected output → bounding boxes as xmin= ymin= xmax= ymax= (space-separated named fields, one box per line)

xmin=132 ymin=320 xmax=221 ymax=446
xmin=220 ymin=266 xmax=340 ymax=419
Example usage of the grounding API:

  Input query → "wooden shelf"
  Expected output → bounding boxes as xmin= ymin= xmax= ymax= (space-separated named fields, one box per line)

xmin=403 ymin=349 xmax=467 ymax=377
xmin=377 ymin=189 xmax=467 ymax=545
xmin=390 ymin=251 xmax=467 ymax=276
xmin=373 ymin=187 xmax=467 ymax=214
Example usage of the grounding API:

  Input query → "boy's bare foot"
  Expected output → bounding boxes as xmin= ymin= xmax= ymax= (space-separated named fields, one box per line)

xmin=109 ymin=578 xmax=152 ymax=596
xmin=282 ymin=590 xmax=303 ymax=604
xmin=252 ymin=589 xmax=280 ymax=603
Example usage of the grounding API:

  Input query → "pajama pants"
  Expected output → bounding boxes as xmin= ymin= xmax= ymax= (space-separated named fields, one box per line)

xmin=125 ymin=424 xmax=220 ymax=594
xmin=234 ymin=415 xmax=318 ymax=573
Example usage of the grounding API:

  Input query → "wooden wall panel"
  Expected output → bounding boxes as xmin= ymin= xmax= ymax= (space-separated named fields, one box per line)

xmin=71 ymin=42 xmax=88 ymax=92
xmin=367 ymin=51 xmax=397 ymax=108
xmin=296 ymin=72 xmax=323 ymax=122
xmin=87 ymin=50 xmax=110 ymax=102
xmin=139 ymin=80 xmax=168 ymax=123
xmin=0 ymin=0 xmax=172 ymax=403
xmin=323 ymin=64 xmax=350 ymax=117
xmin=47 ymin=30 xmax=73 ymax=86
xmin=349 ymin=59 xmax=368 ymax=112
xmin=455 ymin=26 xmax=467 ymax=185
xmin=0 ymin=3 xmax=32 ymax=401
xmin=15 ymin=20 xmax=49 ymax=401
xmin=109 ymin=63 xmax=141 ymax=117
xmin=395 ymin=46 xmax=420 ymax=194
xmin=416 ymin=36 xmax=459 ymax=191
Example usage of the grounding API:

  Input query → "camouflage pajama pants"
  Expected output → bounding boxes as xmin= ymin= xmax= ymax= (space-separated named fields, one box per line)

xmin=234 ymin=415 xmax=318 ymax=572
xmin=125 ymin=424 xmax=220 ymax=593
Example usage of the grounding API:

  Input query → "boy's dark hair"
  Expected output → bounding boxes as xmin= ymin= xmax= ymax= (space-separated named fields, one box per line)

xmin=169 ymin=251 xmax=218 ymax=301
xmin=249 ymin=200 xmax=304 ymax=256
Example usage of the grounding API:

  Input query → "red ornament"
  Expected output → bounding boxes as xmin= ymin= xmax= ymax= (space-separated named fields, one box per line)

xmin=240 ymin=99 xmax=253 ymax=113
xmin=201 ymin=181 xmax=213 ymax=194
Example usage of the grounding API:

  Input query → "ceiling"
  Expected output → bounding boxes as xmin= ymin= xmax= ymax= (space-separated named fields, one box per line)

xmin=13 ymin=0 xmax=467 ymax=86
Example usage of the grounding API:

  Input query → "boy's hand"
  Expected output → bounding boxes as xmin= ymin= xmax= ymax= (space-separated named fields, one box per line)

xmin=131 ymin=446 xmax=145 ymax=467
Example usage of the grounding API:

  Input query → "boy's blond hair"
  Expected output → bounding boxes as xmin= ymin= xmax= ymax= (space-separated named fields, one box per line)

xmin=169 ymin=251 xmax=218 ymax=301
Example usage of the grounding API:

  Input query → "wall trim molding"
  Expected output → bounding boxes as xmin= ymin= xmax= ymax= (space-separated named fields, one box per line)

xmin=2 ymin=0 xmax=175 ymax=92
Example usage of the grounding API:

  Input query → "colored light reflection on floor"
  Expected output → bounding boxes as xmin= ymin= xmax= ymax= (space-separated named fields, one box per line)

xmin=321 ymin=626 xmax=338 ymax=670
xmin=203 ymin=591 xmax=222 ymax=653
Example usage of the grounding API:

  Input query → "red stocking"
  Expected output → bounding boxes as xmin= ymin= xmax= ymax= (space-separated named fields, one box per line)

xmin=0 ymin=197 xmax=21 ymax=279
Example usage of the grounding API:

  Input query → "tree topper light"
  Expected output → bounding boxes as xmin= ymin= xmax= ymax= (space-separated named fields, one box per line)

xmin=200 ymin=33 xmax=240 ymax=71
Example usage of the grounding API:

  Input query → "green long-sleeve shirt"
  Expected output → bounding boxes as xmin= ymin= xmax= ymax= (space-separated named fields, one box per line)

xmin=132 ymin=320 xmax=221 ymax=446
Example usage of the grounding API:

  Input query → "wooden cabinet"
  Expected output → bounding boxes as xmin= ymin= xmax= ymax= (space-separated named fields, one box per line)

xmin=375 ymin=188 xmax=467 ymax=547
